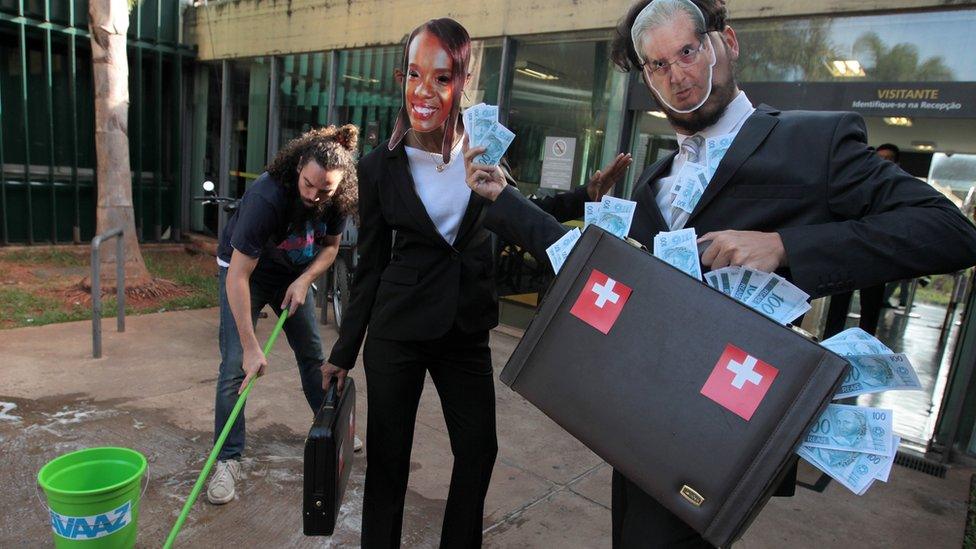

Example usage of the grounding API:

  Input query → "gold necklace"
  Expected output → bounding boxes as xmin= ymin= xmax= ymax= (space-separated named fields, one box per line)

xmin=428 ymin=150 xmax=449 ymax=172
xmin=414 ymin=132 xmax=455 ymax=172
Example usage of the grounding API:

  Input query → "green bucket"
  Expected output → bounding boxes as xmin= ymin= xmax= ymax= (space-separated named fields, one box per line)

xmin=37 ymin=447 xmax=147 ymax=548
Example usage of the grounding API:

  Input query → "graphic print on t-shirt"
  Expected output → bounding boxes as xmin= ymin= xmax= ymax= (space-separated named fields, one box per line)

xmin=276 ymin=220 xmax=329 ymax=266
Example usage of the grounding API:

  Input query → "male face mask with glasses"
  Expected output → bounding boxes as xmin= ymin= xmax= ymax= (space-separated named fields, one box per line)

xmin=632 ymin=0 xmax=717 ymax=114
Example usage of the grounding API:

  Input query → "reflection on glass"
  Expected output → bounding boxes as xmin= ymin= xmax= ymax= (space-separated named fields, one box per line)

xmin=735 ymin=10 xmax=975 ymax=82
xmin=507 ymin=39 xmax=615 ymax=197
xmin=623 ymin=110 xmax=678 ymax=199
xmin=279 ymin=52 xmax=331 ymax=147
xmin=465 ymin=41 xmax=503 ymax=108
xmin=333 ymin=45 xmax=403 ymax=156
xmin=928 ymin=153 xmax=976 ymax=205
xmin=228 ymin=58 xmax=270 ymax=198
xmin=190 ymin=63 xmax=223 ymax=235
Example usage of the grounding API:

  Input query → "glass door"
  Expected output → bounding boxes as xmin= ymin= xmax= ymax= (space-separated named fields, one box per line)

xmin=621 ymin=109 xmax=677 ymax=199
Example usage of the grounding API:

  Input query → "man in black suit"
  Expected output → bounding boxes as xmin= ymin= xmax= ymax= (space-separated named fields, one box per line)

xmin=463 ymin=0 xmax=976 ymax=546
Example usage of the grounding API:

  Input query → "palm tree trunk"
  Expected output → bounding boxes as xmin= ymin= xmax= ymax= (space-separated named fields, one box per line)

xmin=88 ymin=0 xmax=153 ymax=289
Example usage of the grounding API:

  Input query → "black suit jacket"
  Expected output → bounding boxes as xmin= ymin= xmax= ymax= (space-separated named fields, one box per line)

xmin=485 ymin=105 xmax=976 ymax=298
xmin=328 ymin=140 xmax=589 ymax=370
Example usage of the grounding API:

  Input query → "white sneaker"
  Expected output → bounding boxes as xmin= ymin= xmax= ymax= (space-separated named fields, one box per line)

xmin=207 ymin=459 xmax=242 ymax=505
xmin=354 ymin=435 xmax=364 ymax=453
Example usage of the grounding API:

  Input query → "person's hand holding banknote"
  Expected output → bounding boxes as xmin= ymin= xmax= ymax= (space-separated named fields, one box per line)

xmin=463 ymin=134 xmax=508 ymax=202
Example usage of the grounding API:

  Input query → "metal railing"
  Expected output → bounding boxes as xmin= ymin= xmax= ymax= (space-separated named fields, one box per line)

xmin=91 ymin=227 xmax=126 ymax=358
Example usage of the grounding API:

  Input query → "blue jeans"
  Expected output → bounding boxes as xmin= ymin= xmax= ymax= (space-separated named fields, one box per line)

xmin=215 ymin=266 xmax=326 ymax=460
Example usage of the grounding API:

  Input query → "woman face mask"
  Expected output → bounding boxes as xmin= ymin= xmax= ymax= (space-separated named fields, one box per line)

xmin=388 ymin=18 xmax=471 ymax=163
xmin=404 ymin=31 xmax=456 ymax=134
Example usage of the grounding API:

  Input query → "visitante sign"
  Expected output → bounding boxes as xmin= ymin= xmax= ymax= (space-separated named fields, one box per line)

xmin=628 ymin=80 xmax=975 ymax=118
xmin=744 ymin=82 xmax=972 ymax=118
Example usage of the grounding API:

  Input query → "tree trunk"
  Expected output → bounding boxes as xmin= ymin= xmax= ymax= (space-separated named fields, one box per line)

xmin=88 ymin=0 xmax=153 ymax=290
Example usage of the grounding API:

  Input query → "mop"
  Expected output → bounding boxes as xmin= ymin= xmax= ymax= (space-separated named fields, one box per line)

xmin=163 ymin=309 xmax=289 ymax=548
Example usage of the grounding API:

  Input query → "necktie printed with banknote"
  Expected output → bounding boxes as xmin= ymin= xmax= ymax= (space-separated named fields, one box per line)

xmin=668 ymin=134 xmax=706 ymax=230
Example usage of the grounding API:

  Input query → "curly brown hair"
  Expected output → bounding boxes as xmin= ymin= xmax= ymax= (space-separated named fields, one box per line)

xmin=266 ymin=124 xmax=359 ymax=225
xmin=610 ymin=0 xmax=729 ymax=72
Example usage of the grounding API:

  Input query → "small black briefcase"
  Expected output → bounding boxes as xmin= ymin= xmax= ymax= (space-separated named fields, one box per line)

xmin=303 ymin=378 xmax=356 ymax=536
xmin=500 ymin=227 xmax=848 ymax=547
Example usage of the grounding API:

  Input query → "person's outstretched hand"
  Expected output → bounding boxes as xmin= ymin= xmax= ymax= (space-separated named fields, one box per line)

xmin=587 ymin=153 xmax=633 ymax=201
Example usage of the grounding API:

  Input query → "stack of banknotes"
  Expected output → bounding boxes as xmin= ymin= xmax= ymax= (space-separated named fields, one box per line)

xmin=797 ymin=327 xmax=923 ymax=495
xmin=648 ymin=228 xmax=811 ymax=326
xmin=584 ymin=196 xmax=637 ymax=240
xmin=546 ymin=227 xmax=582 ymax=274
xmin=546 ymin=196 xmax=639 ymax=274
xmin=652 ymin=227 xmax=704 ymax=280
xmin=463 ymin=103 xmax=515 ymax=166
xmin=704 ymin=265 xmax=811 ymax=325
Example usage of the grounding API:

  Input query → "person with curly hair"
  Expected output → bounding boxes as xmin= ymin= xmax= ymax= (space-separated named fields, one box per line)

xmin=207 ymin=125 xmax=359 ymax=505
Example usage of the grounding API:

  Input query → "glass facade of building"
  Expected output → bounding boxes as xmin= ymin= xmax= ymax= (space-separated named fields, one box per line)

xmin=2 ymin=6 xmax=972 ymax=246
xmin=507 ymin=34 xmax=627 ymax=197
xmin=179 ymin=8 xmax=976 ymax=335
xmin=187 ymin=36 xmax=617 ymax=231
xmin=0 ymin=0 xmax=191 ymax=244
xmin=734 ymin=10 xmax=976 ymax=83
xmin=187 ymin=39 xmax=511 ymax=237
xmin=0 ymin=5 xmax=971 ymax=241
xmin=278 ymin=52 xmax=331 ymax=147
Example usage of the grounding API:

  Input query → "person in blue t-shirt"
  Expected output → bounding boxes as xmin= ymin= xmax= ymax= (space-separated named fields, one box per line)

xmin=207 ymin=125 xmax=359 ymax=505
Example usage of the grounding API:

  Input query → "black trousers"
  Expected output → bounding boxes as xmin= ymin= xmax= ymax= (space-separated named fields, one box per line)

xmin=611 ymin=460 xmax=796 ymax=548
xmin=361 ymin=327 xmax=498 ymax=549
xmin=824 ymin=284 xmax=886 ymax=338
xmin=612 ymin=470 xmax=713 ymax=549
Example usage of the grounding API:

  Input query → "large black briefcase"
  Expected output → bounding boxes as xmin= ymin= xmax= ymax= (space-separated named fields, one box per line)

xmin=500 ymin=227 xmax=848 ymax=547
xmin=303 ymin=378 xmax=356 ymax=536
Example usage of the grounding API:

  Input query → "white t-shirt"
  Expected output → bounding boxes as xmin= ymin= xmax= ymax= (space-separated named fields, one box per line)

xmin=405 ymin=141 xmax=471 ymax=245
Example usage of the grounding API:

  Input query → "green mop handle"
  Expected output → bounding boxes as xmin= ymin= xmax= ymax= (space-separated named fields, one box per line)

xmin=163 ymin=308 xmax=290 ymax=549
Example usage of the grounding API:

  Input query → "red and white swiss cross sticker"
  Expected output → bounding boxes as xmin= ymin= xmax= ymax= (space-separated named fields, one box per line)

xmin=700 ymin=344 xmax=778 ymax=421
xmin=569 ymin=270 xmax=632 ymax=334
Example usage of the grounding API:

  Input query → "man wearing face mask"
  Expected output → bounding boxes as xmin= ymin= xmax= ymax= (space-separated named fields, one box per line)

xmin=463 ymin=0 xmax=976 ymax=546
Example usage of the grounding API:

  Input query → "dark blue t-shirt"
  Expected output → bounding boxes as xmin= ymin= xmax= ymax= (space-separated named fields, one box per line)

xmin=217 ymin=172 xmax=347 ymax=287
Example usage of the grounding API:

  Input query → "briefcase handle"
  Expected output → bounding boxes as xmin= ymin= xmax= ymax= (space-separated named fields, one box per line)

xmin=323 ymin=378 xmax=340 ymax=409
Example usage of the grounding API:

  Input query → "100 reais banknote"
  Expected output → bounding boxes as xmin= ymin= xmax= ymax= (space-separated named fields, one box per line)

xmin=653 ymin=228 xmax=703 ymax=281
xmin=463 ymin=103 xmax=513 ymax=166
xmin=803 ymin=403 xmax=894 ymax=456
xmin=597 ymin=196 xmax=637 ymax=239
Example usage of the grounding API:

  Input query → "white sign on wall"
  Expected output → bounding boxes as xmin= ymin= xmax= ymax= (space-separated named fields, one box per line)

xmin=540 ymin=136 xmax=576 ymax=191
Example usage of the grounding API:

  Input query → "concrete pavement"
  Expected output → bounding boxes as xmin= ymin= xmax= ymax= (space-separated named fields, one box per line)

xmin=0 ymin=308 xmax=970 ymax=547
